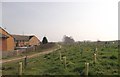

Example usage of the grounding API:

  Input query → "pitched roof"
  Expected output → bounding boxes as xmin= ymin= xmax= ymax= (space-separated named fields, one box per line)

xmin=12 ymin=35 xmax=30 ymax=41
xmin=12 ymin=35 xmax=37 ymax=41
xmin=0 ymin=27 xmax=13 ymax=37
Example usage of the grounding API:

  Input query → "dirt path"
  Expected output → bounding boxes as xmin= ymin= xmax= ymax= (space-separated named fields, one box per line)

xmin=0 ymin=45 xmax=61 ymax=64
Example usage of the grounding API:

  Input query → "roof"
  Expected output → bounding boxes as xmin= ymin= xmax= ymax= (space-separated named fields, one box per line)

xmin=0 ymin=27 xmax=13 ymax=38
xmin=12 ymin=35 xmax=36 ymax=41
xmin=0 ymin=33 xmax=9 ymax=38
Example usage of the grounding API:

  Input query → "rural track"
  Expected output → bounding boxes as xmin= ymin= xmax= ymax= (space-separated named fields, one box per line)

xmin=0 ymin=45 xmax=61 ymax=64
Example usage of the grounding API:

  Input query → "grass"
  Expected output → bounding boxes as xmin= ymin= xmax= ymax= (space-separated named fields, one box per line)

xmin=2 ymin=42 xmax=119 ymax=75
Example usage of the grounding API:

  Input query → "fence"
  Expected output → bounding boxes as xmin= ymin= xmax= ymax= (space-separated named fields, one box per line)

xmin=58 ymin=47 xmax=98 ymax=76
xmin=3 ymin=43 xmax=117 ymax=75
xmin=2 ymin=43 xmax=56 ymax=59
xmin=2 ymin=46 xmax=39 ymax=59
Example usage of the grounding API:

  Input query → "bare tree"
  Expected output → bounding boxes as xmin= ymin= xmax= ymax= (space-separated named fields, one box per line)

xmin=62 ymin=35 xmax=75 ymax=44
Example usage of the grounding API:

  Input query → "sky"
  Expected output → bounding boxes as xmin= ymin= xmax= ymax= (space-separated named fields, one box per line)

xmin=0 ymin=0 xmax=119 ymax=42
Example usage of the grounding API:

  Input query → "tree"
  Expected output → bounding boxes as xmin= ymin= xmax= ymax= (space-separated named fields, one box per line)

xmin=62 ymin=35 xmax=75 ymax=44
xmin=42 ymin=36 xmax=48 ymax=44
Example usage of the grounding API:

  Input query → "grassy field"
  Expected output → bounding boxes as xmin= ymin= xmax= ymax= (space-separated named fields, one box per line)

xmin=2 ymin=41 xmax=119 ymax=75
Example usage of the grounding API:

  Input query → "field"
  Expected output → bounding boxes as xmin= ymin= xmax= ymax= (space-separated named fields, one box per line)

xmin=2 ymin=41 xmax=119 ymax=75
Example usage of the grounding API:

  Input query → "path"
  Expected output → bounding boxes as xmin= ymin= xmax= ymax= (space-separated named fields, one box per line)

xmin=0 ymin=44 xmax=61 ymax=64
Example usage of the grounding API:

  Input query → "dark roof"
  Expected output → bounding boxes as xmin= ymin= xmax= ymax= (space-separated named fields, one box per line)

xmin=0 ymin=33 xmax=9 ymax=38
xmin=12 ymin=35 xmax=36 ymax=41
xmin=29 ymin=36 xmax=34 ymax=39
xmin=12 ymin=35 xmax=30 ymax=41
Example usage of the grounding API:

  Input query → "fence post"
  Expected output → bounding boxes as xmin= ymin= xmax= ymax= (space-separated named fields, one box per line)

xmin=59 ymin=51 xmax=62 ymax=61
xmin=19 ymin=62 xmax=23 ymax=75
xmin=24 ymin=55 xmax=27 ymax=68
xmin=63 ymin=56 xmax=66 ymax=69
xmin=96 ymin=47 xmax=97 ymax=52
xmin=94 ymin=53 xmax=96 ymax=64
xmin=85 ymin=62 xmax=89 ymax=75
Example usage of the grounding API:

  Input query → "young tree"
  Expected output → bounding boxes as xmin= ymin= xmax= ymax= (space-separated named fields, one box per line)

xmin=42 ymin=36 xmax=48 ymax=44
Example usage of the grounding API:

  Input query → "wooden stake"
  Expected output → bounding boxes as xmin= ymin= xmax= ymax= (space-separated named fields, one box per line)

xmin=96 ymin=47 xmax=97 ymax=52
xmin=19 ymin=62 xmax=23 ymax=75
xmin=94 ymin=53 xmax=96 ymax=63
xmin=59 ymin=51 xmax=62 ymax=61
xmin=24 ymin=55 xmax=27 ymax=68
xmin=85 ymin=63 xmax=89 ymax=75
xmin=63 ymin=56 xmax=66 ymax=68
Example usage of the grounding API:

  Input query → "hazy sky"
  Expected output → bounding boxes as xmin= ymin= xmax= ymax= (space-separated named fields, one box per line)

xmin=1 ymin=0 xmax=119 ymax=42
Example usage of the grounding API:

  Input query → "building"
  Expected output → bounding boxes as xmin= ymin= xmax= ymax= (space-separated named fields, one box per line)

xmin=29 ymin=35 xmax=40 ymax=46
xmin=12 ymin=35 xmax=40 ymax=47
xmin=0 ymin=27 xmax=15 ymax=51
xmin=0 ymin=33 xmax=8 ymax=51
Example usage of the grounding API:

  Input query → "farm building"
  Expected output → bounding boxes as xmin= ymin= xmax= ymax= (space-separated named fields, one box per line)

xmin=0 ymin=27 xmax=15 ymax=51
xmin=29 ymin=35 xmax=40 ymax=46
xmin=12 ymin=35 xmax=40 ymax=47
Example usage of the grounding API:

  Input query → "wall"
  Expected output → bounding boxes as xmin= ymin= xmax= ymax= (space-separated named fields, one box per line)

xmin=29 ymin=36 xmax=40 ymax=46
xmin=0 ymin=28 xmax=14 ymax=51
xmin=2 ymin=38 xmax=7 ymax=51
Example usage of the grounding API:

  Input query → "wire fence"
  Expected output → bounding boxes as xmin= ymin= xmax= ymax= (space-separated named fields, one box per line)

xmin=2 ymin=44 xmax=118 ymax=75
